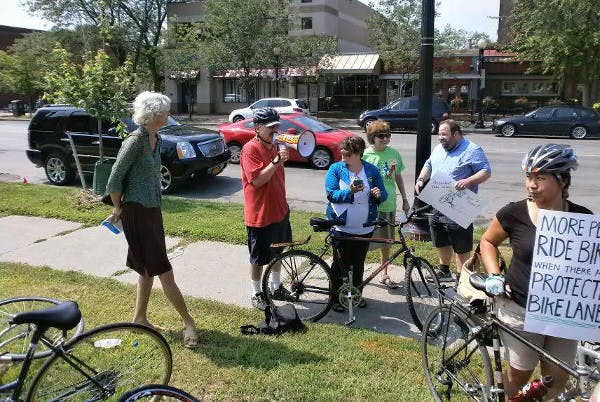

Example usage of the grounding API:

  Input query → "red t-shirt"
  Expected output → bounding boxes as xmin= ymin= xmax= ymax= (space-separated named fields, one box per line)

xmin=240 ymin=138 xmax=289 ymax=227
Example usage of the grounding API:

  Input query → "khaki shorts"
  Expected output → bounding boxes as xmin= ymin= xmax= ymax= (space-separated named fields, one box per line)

xmin=369 ymin=211 xmax=395 ymax=251
xmin=496 ymin=296 xmax=577 ymax=371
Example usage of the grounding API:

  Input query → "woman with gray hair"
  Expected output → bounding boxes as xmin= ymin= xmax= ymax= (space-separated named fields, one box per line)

xmin=106 ymin=91 xmax=199 ymax=348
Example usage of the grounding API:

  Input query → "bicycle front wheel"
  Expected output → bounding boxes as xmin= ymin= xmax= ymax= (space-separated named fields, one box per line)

xmin=0 ymin=296 xmax=84 ymax=361
xmin=405 ymin=256 xmax=441 ymax=331
xmin=422 ymin=305 xmax=493 ymax=401
xmin=262 ymin=250 xmax=333 ymax=322
xmin=27 ymin=322 xmax=172 ymax=401
xmin=117 ymin=384 xmax=200 ymax=402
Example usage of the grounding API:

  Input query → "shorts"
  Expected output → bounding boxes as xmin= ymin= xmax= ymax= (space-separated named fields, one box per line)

xmin=369 ymin=211 xmax=395 ymax=251
xmin=429 ymin=211 xmax=473 ymax=254
xmin=496 ymin=296 xmax=577 ymax=371
xmin=246 ymin=214 xmax=292 ymax=267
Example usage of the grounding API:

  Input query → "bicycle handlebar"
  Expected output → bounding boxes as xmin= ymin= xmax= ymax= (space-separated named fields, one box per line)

xmin=362 ymin=205 xmax=433 ymax=228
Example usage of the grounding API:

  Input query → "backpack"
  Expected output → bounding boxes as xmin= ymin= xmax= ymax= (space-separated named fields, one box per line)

xmin=240 ymin=303 xmax=306 ymax=336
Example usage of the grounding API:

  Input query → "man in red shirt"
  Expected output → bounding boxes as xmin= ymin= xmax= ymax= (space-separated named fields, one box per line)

xmin=240 ymin=108 xmax=292 ymax=310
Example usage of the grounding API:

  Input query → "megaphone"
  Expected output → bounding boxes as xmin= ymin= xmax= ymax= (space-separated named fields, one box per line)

xmin=274 ymin=129 xmax=316 ymax=157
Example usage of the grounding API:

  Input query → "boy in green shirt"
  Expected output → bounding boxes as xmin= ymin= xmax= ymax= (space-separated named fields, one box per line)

xmin=363 ymin=121 xmax=410 ymax=288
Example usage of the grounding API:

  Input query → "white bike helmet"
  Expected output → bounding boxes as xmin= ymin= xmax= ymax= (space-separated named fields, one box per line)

xmin=522 ymin=144 xmax=578 ymax=174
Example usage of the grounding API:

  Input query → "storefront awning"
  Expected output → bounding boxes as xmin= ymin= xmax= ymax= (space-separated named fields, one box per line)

xmin=319 ymin=54 xmax=380 ymax=74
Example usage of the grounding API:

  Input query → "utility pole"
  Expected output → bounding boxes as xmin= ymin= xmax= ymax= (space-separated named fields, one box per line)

xmin=409 ymin=0 xmax=435 ymax=241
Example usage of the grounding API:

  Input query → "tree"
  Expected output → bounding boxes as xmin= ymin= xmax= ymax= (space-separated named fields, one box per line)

xmin=44 ymin=47 xmax=133 ymax=160
xmin=508 ymin=0 xmax=600 ymax=106
xmin=366 ymin=0 xmax=490 ymax=82
xmin=167 ymin=0 xmax=336 ymax=103
xmin=24 ymin=0 xmax=168 ymax=90
xmin=0 ymin=33 xmax=52 ymax=115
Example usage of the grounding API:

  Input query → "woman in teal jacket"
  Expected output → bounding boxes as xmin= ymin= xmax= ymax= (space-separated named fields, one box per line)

xmin=325 ymin=136 xmax=386 ymax=311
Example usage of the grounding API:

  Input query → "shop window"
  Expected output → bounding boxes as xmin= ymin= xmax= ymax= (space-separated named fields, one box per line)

xmin=301 ymin=17 xmax=312 ymax=29
xmin=223 ymin=79 xmax=247 ymax=103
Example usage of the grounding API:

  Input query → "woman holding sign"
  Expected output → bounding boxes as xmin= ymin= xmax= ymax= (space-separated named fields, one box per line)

xmin=479 ymin=143 xmax=593 ymax=399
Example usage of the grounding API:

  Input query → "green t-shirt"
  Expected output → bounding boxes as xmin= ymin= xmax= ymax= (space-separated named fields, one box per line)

xmin=363 ymin=146 xmax=405 ymax=212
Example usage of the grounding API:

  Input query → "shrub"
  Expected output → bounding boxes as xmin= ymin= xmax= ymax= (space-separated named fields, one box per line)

xmin=483 ymin=96 xmax=498 ymax=107
xmin=547 ymin=98 xmax=565 ymax=105
xmin=514 ymin=97 xmax=529 ymax=106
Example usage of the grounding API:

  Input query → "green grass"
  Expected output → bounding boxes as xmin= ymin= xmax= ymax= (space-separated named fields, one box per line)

xmin=0 ymin=262 xmax=434 ymax=401
xmin=0 ymin=182 xmax=511 ymax=400
xmin=0 ymin=182 xmax=465 ymax=264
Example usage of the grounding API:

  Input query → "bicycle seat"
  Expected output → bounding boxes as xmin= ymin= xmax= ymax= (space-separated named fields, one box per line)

xmin=469 ymin=272 xmax=497 ymax=298
xmin=10 ymin=301 xmax=81 ymax=331
xmin=309 ymin=217 xmax=341 ymax=232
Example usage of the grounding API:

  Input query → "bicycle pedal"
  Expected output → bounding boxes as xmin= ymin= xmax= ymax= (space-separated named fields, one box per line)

xmin=435 ymin=373 xmax=452 ymax=386
xmin=345 ymin=317 xmax=356 ymax=326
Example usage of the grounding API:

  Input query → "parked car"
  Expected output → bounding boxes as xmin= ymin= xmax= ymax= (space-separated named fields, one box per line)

xmin=218 ymin=114 xmax=354 ymax=169
xmin=228 ymin=98 xmax=309 ymax=122
xmin=357 ymin=96 xmax=450 ymax=133
xmin=492 ymin=105 xmax=600 ymax=139
xmin=26 ymin=106 xmax=230 ymax=193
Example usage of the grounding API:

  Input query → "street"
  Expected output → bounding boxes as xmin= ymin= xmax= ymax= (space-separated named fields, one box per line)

xmin=2 ymin=119 xmax=600 ymax=225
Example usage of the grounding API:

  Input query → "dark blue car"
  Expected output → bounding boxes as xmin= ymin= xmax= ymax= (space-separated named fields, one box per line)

xmin=357 ymin=96 xmax=450 ymax=133
xmin=492 ymin=105 xmax=600 ymax=139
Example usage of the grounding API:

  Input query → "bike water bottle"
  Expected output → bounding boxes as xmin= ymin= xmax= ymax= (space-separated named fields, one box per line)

xmin=508 ymin=375 xmax=553 ymax=401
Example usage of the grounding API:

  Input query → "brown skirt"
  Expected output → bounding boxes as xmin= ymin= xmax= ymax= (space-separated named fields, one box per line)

xmin=121 ymin=202 xmax=172 ymax=277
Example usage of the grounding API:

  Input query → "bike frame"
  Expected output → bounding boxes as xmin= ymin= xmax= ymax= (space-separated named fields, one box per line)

xmin=329 ymin=231 xmax=412 ymax=292
xmin=0 ymin=326 xmax=111 ymax=401
xmin=437 ymin=287 xmax=593 ymax=401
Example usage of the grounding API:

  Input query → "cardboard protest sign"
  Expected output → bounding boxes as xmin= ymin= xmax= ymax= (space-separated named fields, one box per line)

xmin=416 ymin=170 xmax=482 ymax=229
xmin=524 ymin=210 xmax=600 ymax=341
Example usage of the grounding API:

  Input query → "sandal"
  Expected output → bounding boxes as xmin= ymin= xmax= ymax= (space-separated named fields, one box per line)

xmin=183 ymin=327 xmax=199 ymax=349
xmin=379 ymin=275 xmax=399 ymax=289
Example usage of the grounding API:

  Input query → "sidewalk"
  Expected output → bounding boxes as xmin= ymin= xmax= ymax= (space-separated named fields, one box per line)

xmin=0 ymin=215 xmax=423 ymax=339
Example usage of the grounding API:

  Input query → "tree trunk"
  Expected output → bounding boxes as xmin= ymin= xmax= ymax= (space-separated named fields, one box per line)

xmin=581 ymin=82 xmax=591 ymax=107
xmin=97 ymin=120 xmax=104 ymax=161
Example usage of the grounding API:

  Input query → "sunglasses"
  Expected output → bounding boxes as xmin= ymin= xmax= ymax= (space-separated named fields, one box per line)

xmin=375 ymin=134 xmax=391 ymax=139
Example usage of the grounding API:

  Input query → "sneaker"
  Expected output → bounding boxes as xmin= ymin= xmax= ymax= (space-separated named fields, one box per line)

xmin=251 ymin=292 xmax=268 ymax=311
xmin=432 ymin=268 xmax=455 ymax=283
xmin=271 ymin=285 xmax=294 ymax=301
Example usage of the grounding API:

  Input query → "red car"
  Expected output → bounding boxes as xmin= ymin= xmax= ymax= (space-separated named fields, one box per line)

xmin=218 ymin=114 xmax=355 ymax=169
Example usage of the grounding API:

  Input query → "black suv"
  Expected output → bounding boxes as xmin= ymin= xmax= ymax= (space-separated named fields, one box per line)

xmin=26 ymin=106 xmax=230 ymax=192
xmin=357 ymin=96 xmax=450 ymax=133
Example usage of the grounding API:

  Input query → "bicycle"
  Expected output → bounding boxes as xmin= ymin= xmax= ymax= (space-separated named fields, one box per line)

xmin=421 ymin=272 xmax=599 ymax=401
xmin=117 ymin=384 xmax=199 ymax=401
xmin=0 ymin=300 xmax=172 ymax=401
xmin=262 ymin=205 xmax=441 ymax=328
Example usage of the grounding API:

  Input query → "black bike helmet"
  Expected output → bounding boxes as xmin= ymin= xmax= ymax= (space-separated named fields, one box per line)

xmin=522 ymin=144 xmax=578 ymax=174
xmin=253 ymin=107 xmax=280 ymax=127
